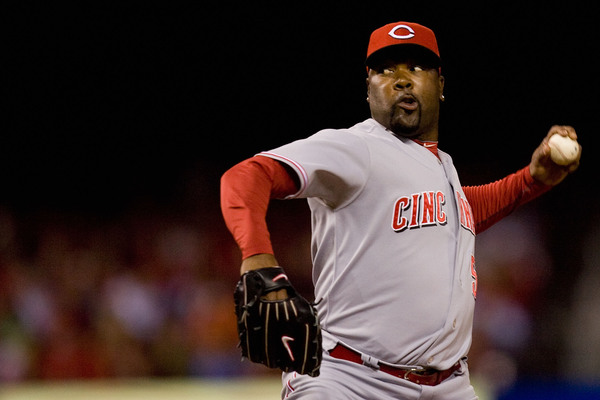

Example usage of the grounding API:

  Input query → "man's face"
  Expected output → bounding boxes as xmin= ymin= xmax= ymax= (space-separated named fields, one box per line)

xmin=366 ymin=49 xmax=444 ymax=140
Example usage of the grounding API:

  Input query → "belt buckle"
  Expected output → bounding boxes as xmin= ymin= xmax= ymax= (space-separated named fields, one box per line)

xmin=403 ymin=368 xmax=419 ymax=380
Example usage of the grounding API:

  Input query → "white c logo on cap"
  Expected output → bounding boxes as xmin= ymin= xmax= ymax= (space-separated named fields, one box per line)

xmin=388 ymin=24 xmax=415 ymax=40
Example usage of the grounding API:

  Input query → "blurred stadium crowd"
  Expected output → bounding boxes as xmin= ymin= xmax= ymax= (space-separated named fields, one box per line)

xmin=0 ymin=201 xmax=247 ymax=381
xmin=0 ymin=193 xmax=598 ymax=398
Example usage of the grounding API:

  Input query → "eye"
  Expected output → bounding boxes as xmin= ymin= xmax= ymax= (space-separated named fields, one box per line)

xmin=382 ymin=67 xmax=395 ymax=75
xmin=410 ymin=65 xmax=424 ymax=72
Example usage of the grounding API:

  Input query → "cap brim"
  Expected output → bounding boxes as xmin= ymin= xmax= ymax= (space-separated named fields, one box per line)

xmin=365 ymin=44 xmax=441 ymax=70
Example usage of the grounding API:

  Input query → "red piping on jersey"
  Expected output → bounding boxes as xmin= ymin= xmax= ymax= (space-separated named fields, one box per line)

xmin=258 ymin=152 xmax=309 ymax=197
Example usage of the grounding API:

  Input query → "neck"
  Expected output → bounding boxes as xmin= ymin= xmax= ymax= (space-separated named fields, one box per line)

xmin=414 ymin=120 xmax=439 ymax=142
xmin=391 ymin=129 xmax=439 ymax=143
xmin=373 ymin=118 xmax=439 ymax=142
xmin=415 ymin=131 xmax=438 ymax=142
xmin=370 ymin=117 xmax=439 ymax=141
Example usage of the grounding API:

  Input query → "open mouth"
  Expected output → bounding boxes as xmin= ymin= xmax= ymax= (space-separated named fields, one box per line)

xmin=397 ymin=95 xmax=419 ymax=111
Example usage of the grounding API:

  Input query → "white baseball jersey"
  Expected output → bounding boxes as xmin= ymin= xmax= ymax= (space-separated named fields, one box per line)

xmin=258 ymin=118 xmax=477 ymax=371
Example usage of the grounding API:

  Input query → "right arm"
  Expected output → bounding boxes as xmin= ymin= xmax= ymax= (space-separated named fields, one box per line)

xmin=222 ymin=129 xmax=369 ymax=274
xmin=220 ymin=156 xmax=298 ymax=275
xmin=224 ymin=157 xmax=323 ymax=376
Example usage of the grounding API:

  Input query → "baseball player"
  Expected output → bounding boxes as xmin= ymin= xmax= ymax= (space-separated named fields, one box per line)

xmin=220 ymin=21 xmax=581 ymax=399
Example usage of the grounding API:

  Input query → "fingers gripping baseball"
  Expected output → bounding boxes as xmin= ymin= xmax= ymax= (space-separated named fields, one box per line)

xmin=530 ymin=125 xmax=582 ymax=186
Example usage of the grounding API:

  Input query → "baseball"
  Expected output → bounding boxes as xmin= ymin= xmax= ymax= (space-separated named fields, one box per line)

xmin=548 ymin=134 xmax=580 ymax=166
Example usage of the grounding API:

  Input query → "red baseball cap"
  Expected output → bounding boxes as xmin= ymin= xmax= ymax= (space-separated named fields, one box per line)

xmin=366 ymin=22 xmax=440 ymax=68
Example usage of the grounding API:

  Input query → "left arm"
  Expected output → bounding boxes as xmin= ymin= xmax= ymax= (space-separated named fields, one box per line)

xmin=464 ymin=166 xmax=550 ymax=234
xmin=464 ymin=125 xmax=581 ymax=234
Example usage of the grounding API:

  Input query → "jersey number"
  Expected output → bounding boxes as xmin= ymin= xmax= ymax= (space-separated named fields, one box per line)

xmin=470 ymin=255 xmax=478 ymax=299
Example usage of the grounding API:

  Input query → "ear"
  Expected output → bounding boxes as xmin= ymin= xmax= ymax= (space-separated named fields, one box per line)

xmin=366 ymin=76 xmax=371 ymax=102
xmin=438 ymin=75 xmax=445 ymax=101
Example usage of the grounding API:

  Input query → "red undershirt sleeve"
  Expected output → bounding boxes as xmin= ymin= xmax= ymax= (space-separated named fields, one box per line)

xmin=220 ymin=156 xmax=298 ymax=260
xmin=463 ymin=166 xmax=552 ymax=234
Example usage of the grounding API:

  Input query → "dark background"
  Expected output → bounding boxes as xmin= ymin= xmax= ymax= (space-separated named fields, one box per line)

xmin=6 ymin=2 xmax=597 ymax=214
xmin=3 ymin=1 xmax=599 ymax=386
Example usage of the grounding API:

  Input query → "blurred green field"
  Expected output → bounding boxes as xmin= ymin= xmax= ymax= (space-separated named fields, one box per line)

xmin=0 ymin=378 xmax=497 ymax=400
xmin=0 ymin=378 xmax=282 ymax=400
xmin=4 ymin=375 xmax=600 ymax=400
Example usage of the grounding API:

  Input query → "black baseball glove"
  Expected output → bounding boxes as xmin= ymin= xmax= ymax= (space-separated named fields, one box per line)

xmin=234 ymin=266 xmax=322 ymax=377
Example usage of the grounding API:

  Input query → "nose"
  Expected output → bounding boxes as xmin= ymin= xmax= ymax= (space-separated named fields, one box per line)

xmin=393 ymin=67 xmax=413 ymax=90
xmin=394 ymin=75 xmax=413 ymax=90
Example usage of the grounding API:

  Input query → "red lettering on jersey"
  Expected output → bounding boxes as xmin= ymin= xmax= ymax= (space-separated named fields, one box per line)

xmin=436 ymin=191 xmax=447 ymax=225
xmin=470 ymin=254 xmax=478 ymax=299
xmin=392 ymin=196 xmax=410 ymax=231
xmin=421 ymin=191 xmax=436 ymax=226
xmin=456 ymin=191 xmax=475 ymax=235
xmin=391 ymin=191 xmax=447 ymax=232
xmin=409 ymin=193 xmax=421 ymax=228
